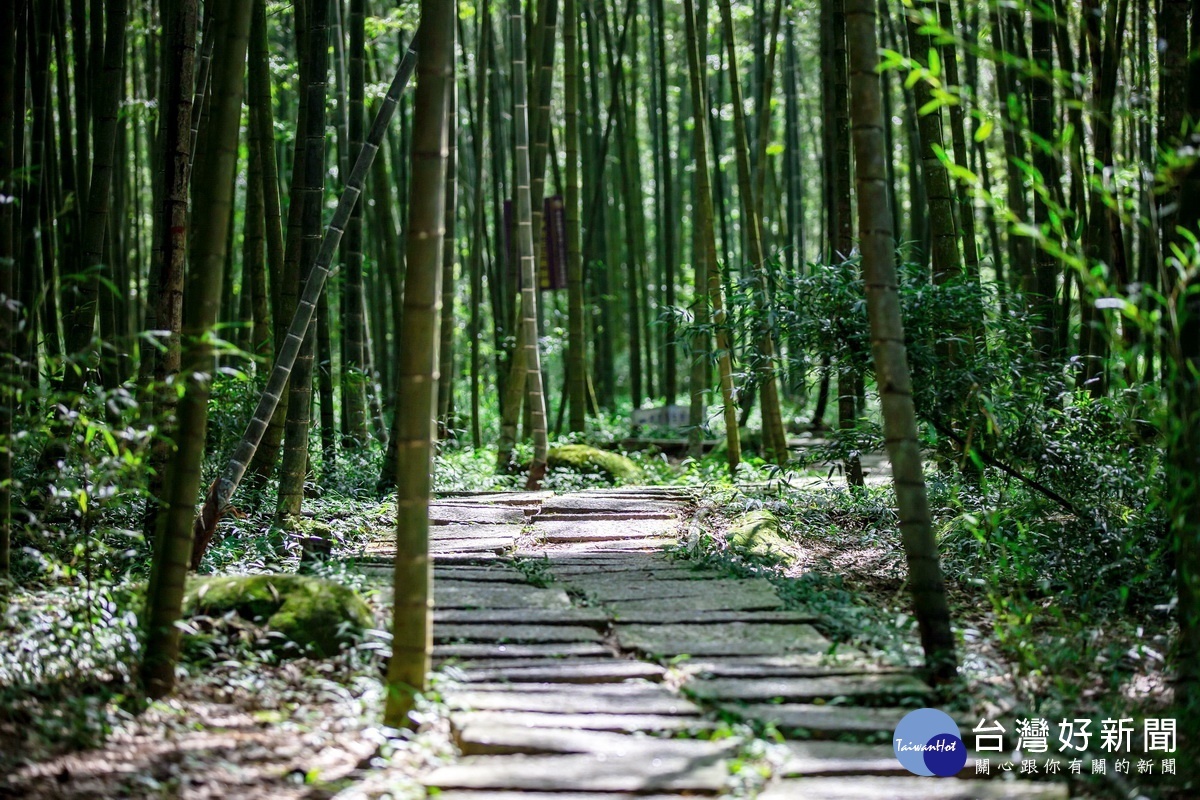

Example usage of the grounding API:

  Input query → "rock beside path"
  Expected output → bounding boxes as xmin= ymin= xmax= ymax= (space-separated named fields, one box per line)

xmin=183 ymin=573 xmax=373 ymax=657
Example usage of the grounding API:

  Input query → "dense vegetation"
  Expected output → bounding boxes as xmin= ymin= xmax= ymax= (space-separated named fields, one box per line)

xmin=0 ymin=0 xmax=1198 ymax=792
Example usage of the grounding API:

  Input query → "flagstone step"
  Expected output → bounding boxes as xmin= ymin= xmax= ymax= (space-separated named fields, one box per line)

xmin=454 ymin=722 xmax=734 ymax=758
xmin=757 ymin=776 xmax=1068 ymax=799
xmin=421 ymin=752 xmax=728 ymax=795
xmin=448 ymin=710 xmax=720 ymax=734
xmin=689 ymin=674 xmax=931 ymax=705
xmin=448 ymin=661 xmax=665 ymax=685
xmin=615 ymin=621 xmax=831 ymax=657
xmin=435 ymin=643 xmax=613 ymax=661
xmin=435 ymin=624 xmax=603 ymax=644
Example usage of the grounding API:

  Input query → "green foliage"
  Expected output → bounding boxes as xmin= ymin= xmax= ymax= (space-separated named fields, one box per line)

xmin=183 ymin=574 xmax=374 ymax=659
xmin=10 ymin=386 xmax=155 ymax=585
xmin=0 ymin=581 xmax=143 ymax=758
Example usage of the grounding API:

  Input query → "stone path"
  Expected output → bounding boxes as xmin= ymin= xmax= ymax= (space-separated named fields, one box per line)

xmin=365 ymin=488 xmax=1070 ymax=799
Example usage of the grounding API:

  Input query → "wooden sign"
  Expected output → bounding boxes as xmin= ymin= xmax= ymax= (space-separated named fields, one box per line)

xmin=503 ymin=196 xmax=568 ymax=292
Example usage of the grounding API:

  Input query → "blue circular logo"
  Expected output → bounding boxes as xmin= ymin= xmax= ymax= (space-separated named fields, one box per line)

xmin=893 ymin=708 xmax=967 ymax=777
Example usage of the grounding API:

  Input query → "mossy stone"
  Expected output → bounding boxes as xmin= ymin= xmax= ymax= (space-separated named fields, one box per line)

xmin=547 ymin=445 xmax=643 ymax=484
xmin=727 ymin=509 xmax=790 ymax=557
xmin=183 ymin=574 xmax=373 ymax=657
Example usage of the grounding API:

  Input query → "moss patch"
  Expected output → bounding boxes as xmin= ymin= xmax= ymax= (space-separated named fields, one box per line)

xmin=727 ymin=509 xmax=791 ymax=558
xmin=547 ymin=445 xmax=643 ymax=484
xmin=183 ymin=574 xmax=373 ymax=657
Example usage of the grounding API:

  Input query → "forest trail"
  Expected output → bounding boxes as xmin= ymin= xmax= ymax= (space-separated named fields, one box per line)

xmin=363 ymin=489 xmax=1068 ymax=799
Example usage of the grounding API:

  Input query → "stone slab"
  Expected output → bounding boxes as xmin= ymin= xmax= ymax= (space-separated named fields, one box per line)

xmin=532 ymin=553 xmax=678 ymax=564
xmin=690 ymin=674 xmax=931 ymax=704
xmin=611 ymin=610 xmax=819 ymax=625
xmin=616 ymin=622 xmax=832 ymax=658
xmin=445 ymin=688 xmax=702 ymax=716
xmin=566 ymin=577 xmax=772 ymax=604
xmin=433 ymin=794 xmax=685 ymax=800
xmin=435 ymin=643 xmax=611 ymax=660
xmin=726 ymin=704 xmax=915 ymax=737
xmin=540 ymin=495 xmax=685 ymax=511
xmin=673 ymin=653 xmax=884 ymax=678
xmin=451 ymin=661 xmax=665 ymax=685
xmin=431 ymin=505 xmax=529 ymax=525
xmin=513 ymin=539 xmax=677 ymax=558
xmin=429 ymin=538 xmax=518 ymax=556
xmin=435 ymin=582 xmax=572 ymax=610
xmin=449 ymin=710 xmax=719 ymax=734
xmin=435 ymin=624 xmax=602 ymax=644
xmin=432 ymin=553 xmax=507 ymax=565
xmin=775 ymin=741 xmax=907 ymax=777
xmin=757 ymin=777 xmax=1067 ymax=799
xmin=435 ymin=491 xmax=554 ymax=505
xmin=433 ymin=567 xmax=531 ymax=584
xmin=422 ymin=523 xmax=525 ymax=540
xmin=434 ymin=608 xmax=610 ymax=627
xmin=533 ymin=519 xmax=679 ymax=543
xmin=458 ymin=680 xmax=668 ymax=694
xmin=422 ymin=752 xmax=727 ymax=794
xmin=607 ymin=585 xmax=784 ymax=615
xmin=455 ymin=723 xmax=732 ymax=758
xmin=441 ymin=657 xmax=623 ymax=671
xmin=548 ymin=565 xmax=721 ymax=580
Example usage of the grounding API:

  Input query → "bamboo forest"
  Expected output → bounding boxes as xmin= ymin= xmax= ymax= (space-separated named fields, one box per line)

xmin=1 ymin=0 xmax=1199 ymax=796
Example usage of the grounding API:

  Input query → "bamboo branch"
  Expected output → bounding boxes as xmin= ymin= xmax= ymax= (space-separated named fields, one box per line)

xmin=928 ymin=417 xmax=1084 ymax=518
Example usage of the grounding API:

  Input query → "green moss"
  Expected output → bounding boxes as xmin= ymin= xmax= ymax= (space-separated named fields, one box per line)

xmin=183 ymin=574 xmax=373 ymax=657
xmin=547 ymin=445 xmax=643 ymax=484
xmin=727 ymin=509 xmax=790 ymax=558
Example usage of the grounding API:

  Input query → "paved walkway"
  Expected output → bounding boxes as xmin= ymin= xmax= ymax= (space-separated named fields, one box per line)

xmin=366 ymin=488 xmax=1068 ymax=799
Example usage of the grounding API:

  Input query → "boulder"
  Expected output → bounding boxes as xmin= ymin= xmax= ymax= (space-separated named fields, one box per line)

xmin=183 ymin=573 xmax=373 ymax=657
xmin=726 ymin=509 xmax=791 ymax=557
xmin=546 ymin=445 xmax=643 ymax=484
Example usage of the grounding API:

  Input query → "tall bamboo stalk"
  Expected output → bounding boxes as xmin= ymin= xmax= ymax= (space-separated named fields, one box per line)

xmin=845 ymin=0 xmax=956 ymax=683
xmin=0 ymin=0 xmax=14 ymax=579
xmin=716 ymin=0 xmax=788 ymax=466
xmin=564 ymin=0 xmax=585 ymax=433
xmin=511 ymin=3 xmax=550 ymax=489
xmin=384 ymin=3 xmax=452 ymax=727
xmin=277 ymin=0 xmax=330 ymax=521
xmin=142 ymin=0 xmax=252 ymax=697
xmin=342 ymin=0 xmax=369 ymax=446
xmin=684 ymin=0 xmax=740 ymax=474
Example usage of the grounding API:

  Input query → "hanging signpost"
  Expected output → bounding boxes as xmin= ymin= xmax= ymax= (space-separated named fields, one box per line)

xmin=504 ymin=195 xmax=568 ymax=291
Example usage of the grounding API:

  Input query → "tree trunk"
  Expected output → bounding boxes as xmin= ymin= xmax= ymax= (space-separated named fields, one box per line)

xmin=142 ymin=0 xmax=198 ymax=540
xmin=564 ymin=0 xmax=586 ymax=433
xmin=510 ymin=4 xmax=550 ymax=489
xmin=141 ymin=0 xmax=251 ymax=698
xmin=437 ymin=61 xmax=459 ymax=439
xmin=830 ymin=0 xmax=864 ymax=488
xmin=384 ymin=2 xmax=453 ymax=729
xmin=62 ymin=0 xmax=127 ymax=394
xmin=716 ymin=0 xmax=788 ymax=465
xmin=684 ymin=0 xmax=740 ymax=475
xmin=0 ymin=0 xmax=14 ymax=578
xmin=341 ymin=0 xmax=369 ymax=447
xmin=277 ymin=0 xmax=330 ymax=522
xmin=845 ymin=0 xmax=956 ymax=683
